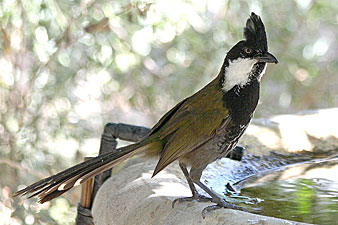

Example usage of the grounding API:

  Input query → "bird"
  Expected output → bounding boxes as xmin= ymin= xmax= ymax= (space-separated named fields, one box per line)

xmin=14 ymin=12 xmax=278 ymax=215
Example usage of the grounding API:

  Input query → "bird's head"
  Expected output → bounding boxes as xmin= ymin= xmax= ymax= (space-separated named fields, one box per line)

xmin=221 ymin=12 xmax=278 ymax=91
xmin=226 ymin=12 xmax=278 ymax=65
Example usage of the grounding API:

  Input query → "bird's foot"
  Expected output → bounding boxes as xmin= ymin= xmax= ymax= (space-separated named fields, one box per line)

xmin=201 ymin=201 xmax=245 ymax=219
xmin=220 ymin=190 xmax=262 ymax=205
xmin=201 ymin=192 xmax=261 ymax=218
xmin=172 ymin=193 xmax=212 ymax=208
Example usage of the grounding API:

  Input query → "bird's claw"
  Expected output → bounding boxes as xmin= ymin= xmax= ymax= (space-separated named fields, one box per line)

xmin=201 ymin=201 xmax=246 ymax=219
xmin=172 ymin=193 xmax=247 ymax=219
xmin=172 ymin=194 xmax=212 ymax=208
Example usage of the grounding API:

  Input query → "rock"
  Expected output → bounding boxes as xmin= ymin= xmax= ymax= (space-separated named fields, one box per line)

xmin=92 ymin=108 xmax=338 ymax=225
xmin=92 ymin=158 xmax=308 ymax=225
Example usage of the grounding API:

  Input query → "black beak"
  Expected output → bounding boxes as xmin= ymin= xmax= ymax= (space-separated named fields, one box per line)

xmin=254 ymin=52 xmax=278 ymax=64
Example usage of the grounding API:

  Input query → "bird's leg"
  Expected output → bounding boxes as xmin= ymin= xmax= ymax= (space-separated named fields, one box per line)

xmin=193 ymin=179 xmax=245 ymax=218
xmin=174 ymin=159 xmax=252 ymax=218
xmin=178 ymin=162 xmax=198 ymax=195
xmin=172 ymin=163 xmax=212 ymax=208
xmin=189 ymin=168 xmax=245 ymax=218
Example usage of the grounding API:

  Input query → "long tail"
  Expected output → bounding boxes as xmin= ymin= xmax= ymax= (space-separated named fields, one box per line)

xmin=13 ymin=141 xmax=152 ymax=203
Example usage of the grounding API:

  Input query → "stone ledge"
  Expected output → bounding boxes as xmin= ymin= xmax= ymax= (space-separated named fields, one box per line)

xmin=92 ymin=158 xmax=308 ymax=225
xmin=92 ymin=108 xmax=338 ymax=225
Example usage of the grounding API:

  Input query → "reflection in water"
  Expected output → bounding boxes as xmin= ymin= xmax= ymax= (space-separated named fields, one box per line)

xmin=202 ymin=148 xmax=338 ymax=224
xmin=241 ymin=178 xmax=338 ymax=224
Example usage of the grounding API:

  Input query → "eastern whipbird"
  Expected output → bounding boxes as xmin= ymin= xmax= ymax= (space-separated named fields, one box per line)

xmin=14 ymin=12 xmax=278 ymax=216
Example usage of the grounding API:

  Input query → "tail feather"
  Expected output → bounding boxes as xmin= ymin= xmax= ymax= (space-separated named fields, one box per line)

xmin=13 ymin=142 xmax=150 ymax=203
xmin=76 ymin=145 xmax=141 ymax=185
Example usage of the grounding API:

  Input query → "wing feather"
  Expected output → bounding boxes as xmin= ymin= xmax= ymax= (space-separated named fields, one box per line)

xmin=151 ymin=78 xmax=229 ymax=176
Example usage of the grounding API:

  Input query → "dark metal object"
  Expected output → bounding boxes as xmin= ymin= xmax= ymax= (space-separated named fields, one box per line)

xmin=104 ymin=122 xmax=150 ymax=142
xmin=75 ymin=204 xmax=94 ymax=225
xmin=90 ymin=123 xmax=150 ymax=206
xmin=75 ymin=123 xmax=150 ymax=225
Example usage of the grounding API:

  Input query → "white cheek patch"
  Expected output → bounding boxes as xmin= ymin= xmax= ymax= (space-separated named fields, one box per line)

xmin=222 ymin=58 xmax=258 ymax=92
xmin=258 ymin=64 xmax=267 ymax=81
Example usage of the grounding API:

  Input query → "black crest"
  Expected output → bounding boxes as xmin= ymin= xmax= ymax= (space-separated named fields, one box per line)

xmin=244 ymin=12 xmax=268 ymax=51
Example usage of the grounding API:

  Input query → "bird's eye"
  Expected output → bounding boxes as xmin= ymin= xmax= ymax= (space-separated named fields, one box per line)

xmin=244 ymin=47 xmax=252 ymax=54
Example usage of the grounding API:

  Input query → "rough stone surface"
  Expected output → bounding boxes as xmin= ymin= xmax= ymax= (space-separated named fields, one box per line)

xmin=92 ymin=109 xmax=338 ymax=225
xmin=92 ymin=158 xmax=308 ymax=225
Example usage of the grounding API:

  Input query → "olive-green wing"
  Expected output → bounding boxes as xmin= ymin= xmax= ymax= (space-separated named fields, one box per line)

xmin=152 ymin=108 xmax=229 ymax=176
xmin=148 ymin=98 xmax=188 ymax=136
xmin=151 ymin=80 xmax=229 ymax=176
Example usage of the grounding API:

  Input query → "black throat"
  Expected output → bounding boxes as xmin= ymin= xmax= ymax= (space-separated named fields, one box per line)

xmin=220 ymin=62 xmax=265 ymax=125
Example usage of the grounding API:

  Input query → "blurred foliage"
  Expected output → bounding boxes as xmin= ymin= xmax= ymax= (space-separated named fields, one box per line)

xmin=0 ymin=0 xmax=337 ymax=224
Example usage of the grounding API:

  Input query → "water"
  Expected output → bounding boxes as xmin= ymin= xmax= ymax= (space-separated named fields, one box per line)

xmin=203 ymin=150 xmax=338 ymax=224
xmin=241 ymin=178 xmax=338 ymax=224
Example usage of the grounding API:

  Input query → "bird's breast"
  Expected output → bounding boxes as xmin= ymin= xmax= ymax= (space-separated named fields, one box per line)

xmin=222 ymin=78 xmax=260 ymax=125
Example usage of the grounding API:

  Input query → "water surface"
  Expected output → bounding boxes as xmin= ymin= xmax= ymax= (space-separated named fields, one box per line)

xmin=241 ymin=178 xmax=338 ymax=224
